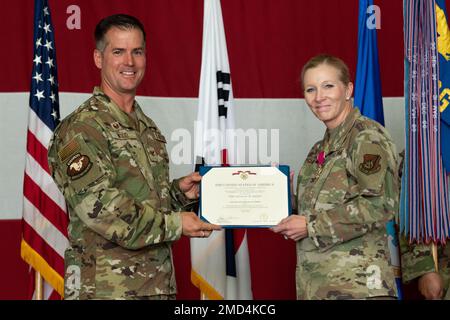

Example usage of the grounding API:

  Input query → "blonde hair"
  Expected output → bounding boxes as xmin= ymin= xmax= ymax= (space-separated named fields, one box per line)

xmin=300 ymin=54 xmax=351 ymax=88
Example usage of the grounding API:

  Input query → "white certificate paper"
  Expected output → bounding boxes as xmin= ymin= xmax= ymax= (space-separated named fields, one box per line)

xmin=200 ymin=166 xmax=290 ymax=227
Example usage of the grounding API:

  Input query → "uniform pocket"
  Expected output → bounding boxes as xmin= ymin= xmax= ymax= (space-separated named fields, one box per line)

xmin=315 ymin=157 xmax=349 ymax=209
xmin=144 ymin=128 xmax=170 ymax=165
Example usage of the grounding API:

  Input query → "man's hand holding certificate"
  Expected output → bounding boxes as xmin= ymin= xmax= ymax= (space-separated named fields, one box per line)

xmin=199 ymin=166 xmax=291 ymax=227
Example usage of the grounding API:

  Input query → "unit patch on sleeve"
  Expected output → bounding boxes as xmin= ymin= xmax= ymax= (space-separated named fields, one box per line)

xmin=359 ymin=154 xmax=381 ymax=175
xmin=66 ymin=153 xmax=92 ymax=180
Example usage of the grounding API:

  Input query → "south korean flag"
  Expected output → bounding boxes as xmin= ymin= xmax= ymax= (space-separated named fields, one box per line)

xmin=191 ymin=0 xmax=252 ymax=300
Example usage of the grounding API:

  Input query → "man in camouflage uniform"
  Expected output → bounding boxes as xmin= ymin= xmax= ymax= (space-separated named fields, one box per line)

xmin=272 ymin=55 xmax=400 ymax=299
xmin=47 ymin=14 xmax=219 ymax=299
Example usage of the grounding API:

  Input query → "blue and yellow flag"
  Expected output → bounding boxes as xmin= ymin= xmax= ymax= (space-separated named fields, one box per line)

xmin=436 ymin=0 xmax=450 ymax=173
xmin=354 ymin=0 xmax=384 ymax=125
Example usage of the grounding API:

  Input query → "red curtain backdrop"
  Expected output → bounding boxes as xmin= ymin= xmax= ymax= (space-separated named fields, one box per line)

xmin=3 ymin=0 xmax=406 ymax=97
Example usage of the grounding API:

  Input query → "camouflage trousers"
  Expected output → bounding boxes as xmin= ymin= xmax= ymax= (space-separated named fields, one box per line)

xmin=128 ymin=294 xmax=176 ymax=300
xmin=365 ymin=296 xmax=398 ymax=300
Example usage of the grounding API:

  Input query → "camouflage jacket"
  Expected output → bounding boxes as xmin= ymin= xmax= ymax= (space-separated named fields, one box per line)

xmin=401 ymin=241 xmax=450 ymax=301
xmin=295 ymin=107 xmax=400 ymax=299
xmin=401 ymin=238 xmax=450 ymax=297
xmin=48 ymin=87 xmax=190 ymax=299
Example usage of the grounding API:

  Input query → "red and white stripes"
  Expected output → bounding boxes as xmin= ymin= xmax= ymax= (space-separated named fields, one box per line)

xmin=21 ymin=105 xmax=68 ymax=298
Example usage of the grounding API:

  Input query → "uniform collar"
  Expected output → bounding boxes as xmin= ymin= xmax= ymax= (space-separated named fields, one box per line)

xmin=92 ymin=86 xmax=156 ymax=131
xmin=133 ymin=102 xmax=159 ymax=130
xmin=321 ymin=107 xmax=360 ymax=154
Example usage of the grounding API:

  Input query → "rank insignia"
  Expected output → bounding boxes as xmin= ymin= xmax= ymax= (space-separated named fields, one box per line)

xmin=111 ymin=122 xmax=121 ymax=130
xmin=359 ymin=154 xmax=381 ymax=175
xmin=67 ymin=153 xmax=92 ymax=179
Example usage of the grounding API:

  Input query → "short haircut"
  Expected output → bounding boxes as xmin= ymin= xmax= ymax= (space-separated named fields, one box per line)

xmin=300 ymin=54 xmax=351 ymax=88
xmin=94 ymin=14 xmax=146 ymax=51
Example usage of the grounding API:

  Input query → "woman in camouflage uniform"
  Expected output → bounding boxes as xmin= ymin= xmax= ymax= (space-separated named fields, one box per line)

xmin=272 ymin=54 xmax=400 ymax=299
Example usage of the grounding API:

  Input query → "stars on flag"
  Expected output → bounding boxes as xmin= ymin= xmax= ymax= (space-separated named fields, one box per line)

xmin=36 ymin=38 xmax=42 ymax=49
xmin=51 ymin=109 xmax=58 ymax=120
xmin=22 ymin=0 xmax=67 ymax=300
xmin=30 ymin=4 xmax=59 ymax=125
xmin=34 ymin=89 xmax=45 ymax=101
xmin=43 ymin=22 xmax=52 ymax=34
xmin=32 ymin=72 xmax=43 ymax=83
xmin=47 ymin=74 xmax=55 ymax=85
xmin=44 ymin=40 xmax=53 ymax=50
xmin=45 ymin=57 xmax=54 ymax=68
xmin=33 ymin=55 xmax=42 ymax=66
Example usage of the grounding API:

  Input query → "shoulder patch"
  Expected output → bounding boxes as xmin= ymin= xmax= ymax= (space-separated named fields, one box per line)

xmin=58 ymin=139 xmax=80 ymax=162
xmin=66 ymin=153 xmax=92 ymax=179
xmin=359 ymin=154 xmax=381 ymax=175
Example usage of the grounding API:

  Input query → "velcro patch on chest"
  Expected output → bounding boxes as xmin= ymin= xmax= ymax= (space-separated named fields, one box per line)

xmin=359 ymin=154 xmax=381 ymax=175
xmin=66 ymin=153 xmax=92 ymax=179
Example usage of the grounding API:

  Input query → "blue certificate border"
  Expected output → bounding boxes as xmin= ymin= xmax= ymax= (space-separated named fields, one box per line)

xmin=199 ymin=165 xmax=292 ymax=228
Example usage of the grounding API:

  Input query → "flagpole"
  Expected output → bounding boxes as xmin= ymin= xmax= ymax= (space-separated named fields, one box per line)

xmin=35 ymin=271 xmax=43 ymax=300
xmin=431 ymin=243 xmax=439 ymax=272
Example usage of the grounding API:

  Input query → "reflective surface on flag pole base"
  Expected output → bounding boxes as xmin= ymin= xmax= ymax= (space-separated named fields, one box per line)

xmin=432 ymin=243 xmax=439 ymax=272
xmin=35 ymin=271 xmax=43 ymax=300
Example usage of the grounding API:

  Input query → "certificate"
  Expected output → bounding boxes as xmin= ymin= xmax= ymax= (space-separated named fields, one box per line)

xmin=199 ymin=166 xmax=291 ymax=227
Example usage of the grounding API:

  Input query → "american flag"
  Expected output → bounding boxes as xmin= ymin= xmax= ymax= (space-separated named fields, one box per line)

xmin=20 ymin=0 xmax=69 ymax=300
